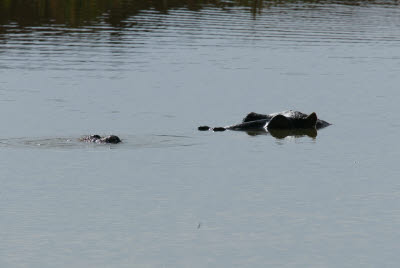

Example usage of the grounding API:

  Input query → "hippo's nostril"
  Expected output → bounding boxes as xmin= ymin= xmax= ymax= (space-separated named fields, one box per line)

xmin=198 ymin=126 xmax=210 ymax=131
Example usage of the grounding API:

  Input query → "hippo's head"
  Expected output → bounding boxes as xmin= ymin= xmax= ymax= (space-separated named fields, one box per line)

xmin=267 ymin=112 xmax=317 ymax=129
xmin=101 ymin=135 xmax=121 ymax=144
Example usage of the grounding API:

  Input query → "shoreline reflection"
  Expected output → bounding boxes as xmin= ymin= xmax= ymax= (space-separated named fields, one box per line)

xmin=1 ymin=0 xmax=398 ymax=30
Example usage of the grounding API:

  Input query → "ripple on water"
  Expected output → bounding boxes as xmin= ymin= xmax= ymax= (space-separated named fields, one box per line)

xmin=0 ymin=135 xmax=196 ymax=151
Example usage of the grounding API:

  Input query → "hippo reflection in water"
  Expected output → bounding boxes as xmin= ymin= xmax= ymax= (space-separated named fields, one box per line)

xmin=79 ymin=135 xmax=121 ymax=144
xmin=198 ymin=110 xmax=331 ymax=138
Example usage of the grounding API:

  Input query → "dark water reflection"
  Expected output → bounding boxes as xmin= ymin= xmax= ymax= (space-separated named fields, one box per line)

xmin=1 ymin=0 xmax=399 ymax=29
xmin=243 ymin=128 xmax=318 ymax=138
xmin=2 ymin=0 xmax=400 ymax=37
xmin=2 ymin=0 xmax=400 ymax=73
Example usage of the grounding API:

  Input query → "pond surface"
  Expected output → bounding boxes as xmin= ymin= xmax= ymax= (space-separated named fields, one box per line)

xmin=1 ymin=1 xmax=400 ymax=267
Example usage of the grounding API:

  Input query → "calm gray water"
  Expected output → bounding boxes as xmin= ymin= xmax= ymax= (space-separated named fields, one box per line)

xmin=1 ymin=1 xmax=400 ymax=267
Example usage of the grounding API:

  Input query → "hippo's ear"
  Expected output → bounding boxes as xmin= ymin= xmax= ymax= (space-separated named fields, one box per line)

xmin=305 ymin=112 xmax=318 ymax=128
xmin=267 ymin=114 xmax=291 ymax=129
xmin=242 ymin=112 xmax=269 ymax=122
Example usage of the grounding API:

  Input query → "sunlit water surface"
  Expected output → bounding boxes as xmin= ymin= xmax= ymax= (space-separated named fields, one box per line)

xmin=1 ymin=1 xmax=400 ymax=267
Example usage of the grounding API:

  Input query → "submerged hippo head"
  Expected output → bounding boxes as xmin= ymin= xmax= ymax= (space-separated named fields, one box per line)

xmin=267 ymin=112 xmax=317 ymax=129
xmin=100 ymin=135 xmax=121 ymax=144
xmin=199 ymin=110 xmax=330 ymax=136
xmin=80 ymin=134 xmax=121 ymax=144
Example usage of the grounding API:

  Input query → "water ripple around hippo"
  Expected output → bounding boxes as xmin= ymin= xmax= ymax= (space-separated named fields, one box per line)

xmin=0 ymin=134 xmax=196 ymax=150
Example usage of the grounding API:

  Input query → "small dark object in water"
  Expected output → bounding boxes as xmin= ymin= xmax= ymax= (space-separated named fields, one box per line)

xmin=213 ymin=127 xmax=226 ymax=132
xmin=90 ymin=134 xmax=101 ymax=139
xmin=198 ymin=126 xmax=210 ymax=131
xmin=102 ymin=135 xmax=121 ymax=144
xmin=80 ymin=134 xmax=121 ymax=144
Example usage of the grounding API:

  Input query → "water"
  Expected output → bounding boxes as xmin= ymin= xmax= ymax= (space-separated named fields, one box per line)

xmin=1 ymin=1 xmax=400 ymax=267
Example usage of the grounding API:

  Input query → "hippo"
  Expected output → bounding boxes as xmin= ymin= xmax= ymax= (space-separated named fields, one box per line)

xmin=198 ymin=110 xmax=330 ymax=138
xmin=79 ymin=134 xmax=121 ymax=144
